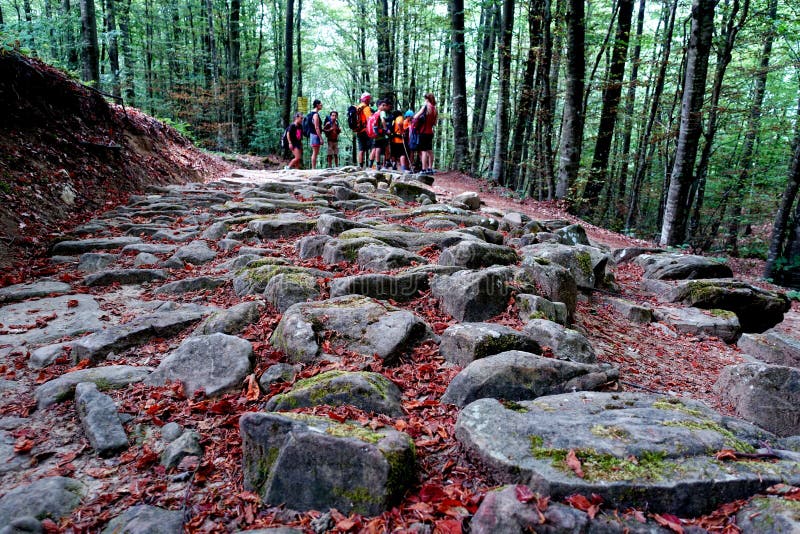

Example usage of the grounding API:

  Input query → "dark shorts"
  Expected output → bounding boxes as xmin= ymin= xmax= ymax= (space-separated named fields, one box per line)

xmin=417 ymin=133 xmax=433 ymax=152
xmin=390 ymin=142 xmax=406 ymax=159
xmin=373 ymin=138 xmax=389 ymax=150
xmin=357 ymin=132 xmax=372 ymax=151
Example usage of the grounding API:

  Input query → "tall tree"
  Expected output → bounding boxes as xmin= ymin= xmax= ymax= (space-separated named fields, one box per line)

xmin=659 ymin=0 xmax=717 ymax=246
xmin=687 ymin=0 xmax=749 ymax=245
xmin=281 ymin=0 xmax=294 ymax=127
xmin=376 ymin=0 xmax=393 ymax=99
xmin=117 ymin=0 xmax=133 ymax=103
xmin=449 ymin=0 xmax=469 ymax=171
xmin=580 ymin=0 xmax=634 ymax=217
xmin=724 ymin=0 xmax=777 ymax=254
xmin=469 ymin=0 xmax=499 ymax=176
xmin=229 ymin=0 xmax=243 ymax=148
xmin=490 ymin=0 xmax=514 ymax=184
xmin=102 ymin=0 xmax=121 ymax=98
xmin=555 ymin=0 xmax=586 ymax=199
xmin=79 ymin=0 xmax=100 ymax=87
xmin=765 ymin=138 xmax=800 ymax=281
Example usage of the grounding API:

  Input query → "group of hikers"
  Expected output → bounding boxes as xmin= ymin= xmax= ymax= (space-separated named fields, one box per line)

xmin=283 ymin=92 xmax=438 ymax=174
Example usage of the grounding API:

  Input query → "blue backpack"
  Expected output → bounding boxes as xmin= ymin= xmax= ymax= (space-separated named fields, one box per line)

xmin=302 ymin=111 xmax=317 ymax=138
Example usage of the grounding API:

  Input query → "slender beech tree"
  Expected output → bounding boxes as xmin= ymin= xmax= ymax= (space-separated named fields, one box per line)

xmin=230 ymin=0 xmax=242 ymax=148
xmin=281 ymin=0 xmax=294 ymax=127
xmin=449 ymin=0 xmax=469 ymax=171
xmin=581 ymin=0 xmax=634 ymax=218
xmin=102 ymin=0 xmax=120 ymax=98
xmin=491 ymin=0 xmax=515 ymax=184
xmin=470 ymin=0 xmax=499 ymax=176
xmin=765 ymin=136 xmax=800 ymax=281
xmin=79 ymin=0 xmax=100 ymax=87
xmin=725 ymin=0 xmax=777 ymax=254
xmin=659 ymin=0 xmax=717 ymax=246
xmin=376 ymin=0 xmax=393 ymax=99
xmin=688 ymin=0 xmax=749 ymax=245
xmin=555 ymin=0 xmax=586 ymax=199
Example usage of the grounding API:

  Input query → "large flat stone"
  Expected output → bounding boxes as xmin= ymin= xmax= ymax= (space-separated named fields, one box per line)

xmin=0 ymin=476 xmax=87 ymax=526
xmin=653 ymin=306 xmax=741 ymax=343
xmin=35 ymin=365 xmax=154 ymax=409
xmin=240 ymin=412 xmax=415 ymax=515
xmin=0 ymin=294 xmax=104 ymax=347
xmin=635 ymin=253 xmax=733 ymax=280
xmin=51 ymin=237 xmax=142 ymax=255
xmin=430 ymin=267 xmax=512 ymax=322
xmin=737 ymin=332 xmax=800 ymax=367
xmin=456 ymin=392 xmax=797 ymax=516
xmin=0 ymin=281 xmax=72 ymax=303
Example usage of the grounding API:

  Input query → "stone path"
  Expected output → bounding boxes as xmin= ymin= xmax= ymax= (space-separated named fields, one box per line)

xmin=0 ymin=166 xmax=798 ymax=532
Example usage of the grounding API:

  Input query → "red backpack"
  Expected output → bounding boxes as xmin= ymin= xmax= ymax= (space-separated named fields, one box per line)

xmin=366 ymin=112 xmax=385 ymax=139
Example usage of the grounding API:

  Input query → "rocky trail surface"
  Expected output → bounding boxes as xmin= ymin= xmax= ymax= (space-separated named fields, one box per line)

xmin=1 ymin=167 xmax=799 ymax=533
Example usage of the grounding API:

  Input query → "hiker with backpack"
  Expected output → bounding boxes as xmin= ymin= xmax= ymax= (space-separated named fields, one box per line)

xmin=348 ymin=93 xmax=373 ymax=168
xmin=323 ymin=110 xmax=342 ymax=168
xmin=412 ymin=93 xmax=438 ymax=175
xmin=391 ymin=110 xmax=410 ymax=172
xmin=368 ymin=99 xmax=392 ymax=169
xmin=284 ymin=112 xmax=304 ymax=169
xmin=304 ymin=99 xmax=324 ymax=169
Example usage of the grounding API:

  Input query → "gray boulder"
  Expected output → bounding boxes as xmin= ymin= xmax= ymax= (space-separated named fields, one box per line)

xmin=451 ymin=191 xmax=481 ymax=210
xmin=83 ymin=269 xmax=168 ymax=287
xmin=101 ymin=505 xmax=184 ymax=534
xmin=430 ymin=267 xmax=512 ymax=322
xmin=338 ymin=227 xmax=480 ymax=252
xmin=664 ymin=279 xmax=791 ymax=333
xmin=240 ymin=412 xmax=415 ymax=515
xmin=0 ymin=280 xmax=72 ymax=304
xmin=515 ymin=294 xmax=568 ymax=325
xmin=29 ymin=342 xmax=71 ymax=369
xmin=78 ymin=253 xmax=119 ymax=272
xmin=456 ymin=392 xmax=791 ymax=516
xmin=133 ymin=252 xmax=160 ymax=267
xmin=270 ymin=296 xmax=430 ymax=363
xmin=735 ymin=496 xmax=800 ymax=534
xmin=201 ymin=220 xmax=230 ymax=240
xmin=233 ymin=264 xmax=327 ymax=296
xmin=265 ymin=370 xmax=403 ymax=417
xmin=441 ymin=351 xmax=619 ymax=407
xmin=521 ymin=243 xmax=608 ymax=290
xmin=74 ymin=382 xmax=128 ymax=456
xmin=389 ymin=180 xmax=436 ymax=203
xmin=153 ymin=276 xmax=227 ymax=295
xmin=0 ymin=477 xmax=87 ymax=526
xmin=35 ymin=365 xmax=153 ymax=409
xmin=51 ymin=236 xmax=142 ymax=255
xmin=169 ymin=240 xmax=217 ymax=265
xmin=715 ymin=363 xmax=800 ymax=437
xmin=316 ymin=214 xmax=373 ymax=236
xmin=517 ymin=259 xmax=577 ymax=319
xmin=522 ymin=319 xmax=596 ymax=363
xmin=160 ymin=430 xmax=202 ymax=468
xmin=605 ymin=297 xmax=653 ymax=324
xmin=0 ymin=295 xmax=104 ymax=347
xmin=248 ymin=214 xmax=317 ymax=239
xmin=635 ymin=253 xmax=733 ymax=280
xmin=258 ymin=363 xmax=300 ymax=391
xmin=264 ymin=272 xmax=321 ymax=312
xmin=737 ymin=332 xmax=800 ymax=367
xmin=322 ymin=237 xmax=385 ymax=264
xmin=198 ymin=301 xmax=264 ymax=335
xmin=295 ymin=234 xmax=333 ymax=259
xmin=653 ymin=306 xmax=741 ymax=343
xmin=0 ymin=516 xmax=43 ymax=534
xmin=356 ymin=244 xmax=427 ymax=271
xmin=329 ymin=271 xmax=429 ymax=302
xmin=146 ymin=333 xmax=253 ymax=397
xmin=554 ymin=224 xmax=590 ymax=246
xmin=611 ymin=247 xmax=665 ymax=265
xmin=439 ymin=323 xmax=540 ymax=367
xmin=438 ymin=241 xmax=519 ymax=269
xmin=71 ymin=304 xmax=210 ymax=362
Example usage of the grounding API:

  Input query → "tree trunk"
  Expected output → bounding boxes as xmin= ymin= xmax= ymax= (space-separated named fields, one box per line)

xmin=555 ymin=0 xmax=586 ymax=199
xmin=296 ymin=0 xmax=302 ymax=97
xmin=449 ymin=0 xmax=469 ymax=171
xmin=79 ymin=0 xmax=100 ymax=87
xmin=725 ymin=0 xmax=776 ymax=255
xmin=581 ymin=0 xmax=634 ymax=218
xmin=687 ymin=0 xmax=749 ymax=245
xmin=615 ymin=0 xmax=645 ymax=215
xmin=659 ymin=0 xmax=716 ymax=246
xmin=765 ymin=138 xmax=800 ymax=281
xmin=117 ymin=0 xmax=133 ymax=103
xmin=507 ymin=0 xmax=541 ymax=189
xmin=626 ymin=0 xmax=677 ymax=232
xmin=62 ymin=0 xmax=80 ymax=71
xmin=281 ymin=0 xmax=294 ymax=127
xmin=470 ymin=0 xmax=500 ymax=176
xmin=490 ymin=0 xmax=515 ymax=184
xmin=537 ymin=0 xmax=556 ymax=198
xmin=229 ymin=0 xmax=242 ymax=149
xmin=102 ymin=0 xmax=121 ymax=98
xmin=376 ymin=0 xmax=393 ymax=99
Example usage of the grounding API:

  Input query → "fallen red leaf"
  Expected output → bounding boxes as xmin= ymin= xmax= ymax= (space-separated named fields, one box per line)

xmin=433 ymin=518 xmax=462 ymax=534
xmin=244 ymin=374 xmax=260 ymax=401
xmin=566 ymin=449 xmax=584 ymax=478
xmin=515 ymin=485 xmax=538 ymax=503
xmin=13 ymin=437 xmax=35 ymax=453
xmin=714 ymin=449 xmax=739 ymax=461
xmin=652 ymin=513 xmax=684 ymax=533
xmin=67 ymin=299 xmax=80 ymax=308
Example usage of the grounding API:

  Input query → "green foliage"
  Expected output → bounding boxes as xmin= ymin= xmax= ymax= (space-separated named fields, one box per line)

xmin=157 ymin=117 xmax=196 ymax=143
xmin=249 ymin=110 xmax=283 ymax=155
xmin=786 ymin=290 xmax=800 ymax=301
